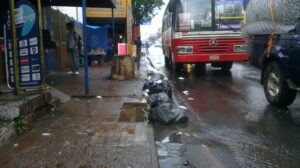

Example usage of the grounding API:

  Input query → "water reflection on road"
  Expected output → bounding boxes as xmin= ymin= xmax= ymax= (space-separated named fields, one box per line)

xmin=148 ymin=46 xmax=300 ymax=168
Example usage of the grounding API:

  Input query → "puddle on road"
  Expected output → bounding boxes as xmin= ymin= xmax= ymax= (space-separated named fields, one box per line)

xmin=118 ymin=103 xmax=148 ymax=122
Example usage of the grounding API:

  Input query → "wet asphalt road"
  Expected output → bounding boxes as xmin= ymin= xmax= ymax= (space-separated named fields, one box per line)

xmin=147 ymin=47 xmax=300 ymax=168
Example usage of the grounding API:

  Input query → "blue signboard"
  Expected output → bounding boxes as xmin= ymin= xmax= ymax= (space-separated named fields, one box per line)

xmin=6 ymin=0 xmax=42 ymax=88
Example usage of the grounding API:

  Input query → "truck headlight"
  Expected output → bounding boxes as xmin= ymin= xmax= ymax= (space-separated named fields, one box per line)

xmin=176 ymin=46 xmax=193 ymax=54
xmin=234 ymin=45 xmax=248 ymax=53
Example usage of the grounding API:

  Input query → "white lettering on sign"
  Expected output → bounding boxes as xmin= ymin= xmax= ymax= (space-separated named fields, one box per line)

xmin=15 ymin=7 xmax=24 ymax=25
xmin=29 ymin=37 xmax=38 ymax=46
xmin=10 ymin=76 xmax=14 ymax=83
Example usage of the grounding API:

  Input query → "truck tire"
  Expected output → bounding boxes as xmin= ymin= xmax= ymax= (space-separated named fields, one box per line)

xmin=172 ymin=63 xmax=183 ymax=72
xmin=263 ymin=62 xmax=297 ymax=107
xmin=220 ymin=62 xmax=233 ymax=71
xmin=169 ymin=56 xmax=183 ymax=73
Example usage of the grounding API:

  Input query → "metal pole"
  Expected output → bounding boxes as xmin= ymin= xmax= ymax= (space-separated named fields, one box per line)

xmin=37 ymin=0 xmax=47 ymax=98
xmin=76 ymin=7 xmax=79 ymax=21
xmin=10 ymin=0 xmax=20 ymax=94
xmin=112 ymin=8 xmax=115 ymax=55
xmin=82 ymin=0 xmax=89 ymax=94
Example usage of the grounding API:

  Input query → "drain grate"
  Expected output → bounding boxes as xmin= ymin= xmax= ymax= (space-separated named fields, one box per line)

xmin=119 ymin=103 xmax=148 ymax=122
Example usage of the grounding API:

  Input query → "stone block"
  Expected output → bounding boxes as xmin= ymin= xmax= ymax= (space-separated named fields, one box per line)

xmin=0 ymin=106 xmax=20 ymax=121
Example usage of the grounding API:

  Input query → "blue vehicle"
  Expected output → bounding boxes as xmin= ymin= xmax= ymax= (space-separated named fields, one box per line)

xmin=249 ymin=21 xmax=300 ymax=107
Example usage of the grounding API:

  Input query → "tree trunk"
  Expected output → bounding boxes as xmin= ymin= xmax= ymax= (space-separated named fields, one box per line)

xmin=111 ymin=55 xmax=135 ymax=80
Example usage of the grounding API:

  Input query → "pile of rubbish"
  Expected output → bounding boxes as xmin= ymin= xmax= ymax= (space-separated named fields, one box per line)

xmin=143 ymin=73 xmax=188 ymax=125
xmin=244 ymin=0 xmax=300 ymax=35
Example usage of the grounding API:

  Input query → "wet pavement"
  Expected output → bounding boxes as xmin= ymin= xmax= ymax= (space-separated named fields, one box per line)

xmin=0 ymin=57 xmax=159 ymax=168
xmin=148 ymin=47 xmax=300 ymax=168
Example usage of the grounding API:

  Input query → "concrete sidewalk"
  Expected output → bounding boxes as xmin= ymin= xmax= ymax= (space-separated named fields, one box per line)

xmin=0 ymin=57 xmax=159 ymax=168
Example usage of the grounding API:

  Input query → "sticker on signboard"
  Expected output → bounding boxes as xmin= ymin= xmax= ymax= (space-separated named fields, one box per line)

xmin=19 ymin=39 xmax=28 ymax=48
xmin=20 ymin=57 xmax=29 ymax=65
xmin=29 ymin=37 xmax=38 ymax=46
xmin=31 ymin=64 xmax=40 ymax=72
xmin=20 ymin=48 xmax=29 ymax=56
xmin=10 ymin=68 xmax=14 ymax=74
xmin=30 ymin=56 xmax=39 ymax=62
xmin=21 ymin=74 xmax=30 ymax=82
xmin=21 ymin=66 xmax=30 ymax=73
xmin=32 ymin=73 xmax=41 ymax=81
xmin=30 ymin=46 xmax=38 ymax=55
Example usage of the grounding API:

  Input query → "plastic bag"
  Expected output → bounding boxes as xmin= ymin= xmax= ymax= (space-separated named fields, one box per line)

xmin=146 ymin=80 xmax=172 ymax=98
xmin=146 ymin=93 xmax=172 ymax=108
xmin=148 ymin=103 xmax=188 ymax=125
xmin=143 ymin=73 xmax=172 ymax=98
xmin=143 ymin=73 xmax=165 ymax=91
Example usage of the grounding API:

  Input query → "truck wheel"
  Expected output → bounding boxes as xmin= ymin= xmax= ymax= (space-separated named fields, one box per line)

xmin=220 ymin=62 xmax=233 ymax=71
xmin=169 ymin=56 xmax=183 ymax=72
xmin=172 ymin=63 xmax=183 ymax=72
xmin=263 ymin=62 xmax=297 ymax=107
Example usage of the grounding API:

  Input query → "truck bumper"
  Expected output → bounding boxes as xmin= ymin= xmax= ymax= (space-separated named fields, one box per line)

xmin=174 ymin=53 xmax=248 ymax=63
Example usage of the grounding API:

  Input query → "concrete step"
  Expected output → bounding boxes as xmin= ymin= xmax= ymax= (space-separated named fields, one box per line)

xmin=0 ymin=92 xmax=49 ymax=147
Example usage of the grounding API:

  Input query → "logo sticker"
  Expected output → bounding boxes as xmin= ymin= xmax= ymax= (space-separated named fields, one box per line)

xmin=30 ymin=46 xmax=38 ymax=55
xmin=21 ymin=74 xmax=30 ymax=82
xmin=20 ymin=57 xmax=29 ymax=65
xmin=19 ymin=39 xmax=28 ymax=48
xmin=31 ymin=64 xmax=40 ymax=72
xmin=32 ymin=73 xmax=41 ymax=81
xmin=29 ymin=37 xmax=38 ymax=46
xmin=30 ymin=56 xmax=39 ymax=62
xmin=20 ymin=48 xmax=29 ymax=56
xmin=21 ymin=66 xmax=30 ymax=73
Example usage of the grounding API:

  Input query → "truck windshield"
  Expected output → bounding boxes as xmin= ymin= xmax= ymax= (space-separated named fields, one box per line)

xmin=175 ymin=0 xmax=244 ymax=32
xmin=175 ymin=0 xmax=212 ymax=31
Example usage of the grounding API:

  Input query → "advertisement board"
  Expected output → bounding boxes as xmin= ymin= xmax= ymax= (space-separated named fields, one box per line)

xmin=5 ymin=0 xmax=42 ymax=88
xmin=86 ymin=0 xmax=127 ymax=18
